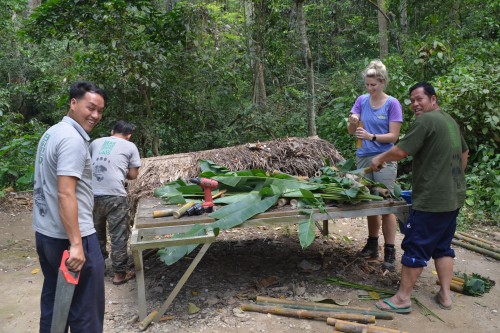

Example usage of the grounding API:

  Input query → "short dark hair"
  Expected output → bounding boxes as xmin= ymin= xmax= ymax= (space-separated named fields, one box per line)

xmin=113 ymin=120 xmax=136 ymax=135
xmin=409 ymin=82 xmax=437 ymax=100
xmin=69 ymin=81 xmax=107 ymax=103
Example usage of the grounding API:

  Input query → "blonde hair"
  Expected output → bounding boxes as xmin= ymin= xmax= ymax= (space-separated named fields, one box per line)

xmin=363 ymin=59 xmax=388 ymax=85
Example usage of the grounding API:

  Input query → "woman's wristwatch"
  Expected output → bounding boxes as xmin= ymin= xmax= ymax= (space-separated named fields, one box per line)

xmin=371 ymin=134 xmax=377 ymax=142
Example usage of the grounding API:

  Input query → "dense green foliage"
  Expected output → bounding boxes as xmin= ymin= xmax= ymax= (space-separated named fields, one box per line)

xmin=0 ymin=0 xmax=498 ymax=224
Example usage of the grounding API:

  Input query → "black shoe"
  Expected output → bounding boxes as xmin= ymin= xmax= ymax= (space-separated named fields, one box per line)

xmin=382 ymin=245 xmax=396 ymax=271
xmin=359 ymin=238 xmax=379 ymax=259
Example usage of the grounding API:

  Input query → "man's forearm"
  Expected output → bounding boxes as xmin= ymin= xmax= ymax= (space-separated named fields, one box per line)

xmin=462 ymin=150 xmax=469 ymax=172
xmin=378 ymin=146 xmax=408 ymax=164
xmin=58 ymin=192 xmax=82 ymax=246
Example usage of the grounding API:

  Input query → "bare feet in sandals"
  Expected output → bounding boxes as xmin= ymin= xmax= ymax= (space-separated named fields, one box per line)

xmin=112 ymin=271 xmax=135 ymax=285
xmin=434 ymin=293 xmax=452 ymax=310
xmin=375 ymin=295 xmax=412 ymax=314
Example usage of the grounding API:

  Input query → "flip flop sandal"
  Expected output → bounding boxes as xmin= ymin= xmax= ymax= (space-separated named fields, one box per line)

xmin=112 ymin=271 xmax=136 ymax=285
xmin=434 ymin=294 xmax=452 ymax=310
xmin=375 ymin=299 xmax=412 ymax=314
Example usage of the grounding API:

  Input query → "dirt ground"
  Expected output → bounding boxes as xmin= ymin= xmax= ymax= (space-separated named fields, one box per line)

xmin=1 ymin=197 xmax=499 ymax=333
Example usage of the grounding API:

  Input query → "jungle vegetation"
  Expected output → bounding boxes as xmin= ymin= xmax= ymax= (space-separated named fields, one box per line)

xmin=0 ymin=0 xmax=498 ymax=225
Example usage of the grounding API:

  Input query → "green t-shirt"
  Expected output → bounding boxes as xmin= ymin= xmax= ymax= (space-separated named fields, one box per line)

xmin=397 ymin=110 xmax=468 ymax=212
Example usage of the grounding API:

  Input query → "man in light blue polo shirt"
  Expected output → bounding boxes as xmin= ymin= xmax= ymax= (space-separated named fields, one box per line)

xmin=33 ymin=81 xmax=107 ymax=333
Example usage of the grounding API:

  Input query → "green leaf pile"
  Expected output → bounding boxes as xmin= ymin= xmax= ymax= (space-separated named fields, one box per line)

xmin=155 ymin=160 xmax=389 ymax=265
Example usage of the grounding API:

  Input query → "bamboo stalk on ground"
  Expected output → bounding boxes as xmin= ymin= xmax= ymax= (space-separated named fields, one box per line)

xmin=455 ymin=234 xmax=500 ymax=254
xmin=454 ymin=232 xmax=500 ymax=252
xmin=255 ymin=296 xmax=393 ymax=320
xmin=436 ymin=279 xmax=464 ymax=293
xmin=451 ymin=239 xmax=500 ymax=260
xmin=240 ymin=304 xmax=375 ymax=324
xmin=327 ymin=318 xmax=409 ymax=333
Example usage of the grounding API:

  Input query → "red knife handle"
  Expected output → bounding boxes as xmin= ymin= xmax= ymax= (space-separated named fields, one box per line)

xmin=60 ymin=250 xmax=80 ymax=285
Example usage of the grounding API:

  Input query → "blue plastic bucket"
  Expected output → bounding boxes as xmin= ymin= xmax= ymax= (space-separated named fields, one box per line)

xmin=400 ymin=190 xmax=412 ymax=204
xmin=398 ymin=190 xmax=412 ymax=234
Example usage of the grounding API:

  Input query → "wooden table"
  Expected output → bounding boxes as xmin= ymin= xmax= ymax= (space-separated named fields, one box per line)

xmin=131 ymin=197 xmax=410 ymax=321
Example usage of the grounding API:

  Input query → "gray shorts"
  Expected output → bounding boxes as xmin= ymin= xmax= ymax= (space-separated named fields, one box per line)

xmin=356 ymin=155 xmax=397 ymax=192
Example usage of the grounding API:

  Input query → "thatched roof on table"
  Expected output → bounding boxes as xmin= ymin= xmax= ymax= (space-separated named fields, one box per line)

xmin=127 ymin=136 xmax=344 ymax=217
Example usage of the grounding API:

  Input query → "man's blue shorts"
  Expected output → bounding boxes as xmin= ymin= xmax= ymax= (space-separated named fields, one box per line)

xmin=401 ymin=209 xmax=459 ymax=268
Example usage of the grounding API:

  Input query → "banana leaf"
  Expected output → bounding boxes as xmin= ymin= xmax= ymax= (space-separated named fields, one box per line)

xmin=298 ymin=211 xmax=315 ymax=249
xmin=209 ymin=192 xmax=261 ymax=219
xmin=212 ymin=194 xmax=281 ymax=230
xmin=157 ymin=224 xmax=207 ymax=265
xmin=199 ymin=159 xmax=230 ymax=174
xmin=213 ymin=192 xmax=255 ymax=204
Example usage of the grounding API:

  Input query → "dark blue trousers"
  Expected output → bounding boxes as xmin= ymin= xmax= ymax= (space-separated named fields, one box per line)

xmin=36 ymin=232 xmax=105 ymax=333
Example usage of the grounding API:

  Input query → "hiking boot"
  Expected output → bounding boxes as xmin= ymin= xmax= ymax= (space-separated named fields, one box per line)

xmin=382 ymin=245 xmax=396 ymax=272
xmin=359 ymin=238 xmax=379 ymax=259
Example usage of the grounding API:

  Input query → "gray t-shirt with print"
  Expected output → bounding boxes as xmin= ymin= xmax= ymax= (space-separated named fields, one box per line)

xmin=90 ymin=136 xmax=141 ymax=197
xmin=32 ymin=116 xmax=96 ymax=239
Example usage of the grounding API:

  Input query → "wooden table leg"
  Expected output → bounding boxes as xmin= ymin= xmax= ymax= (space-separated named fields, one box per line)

xmin=153 ymin=241 xmax=213 ymax=323
xmin=322 ymin=220 xmax=329 ymax=236
xmin=133 ymin=248 xmax=147 ymax=320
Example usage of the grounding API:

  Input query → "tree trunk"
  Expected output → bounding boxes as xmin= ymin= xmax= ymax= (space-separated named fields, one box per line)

xmin=296 ymin=0 xmax=316 ymax=136
xmin=399 ymin=0 xmax=408 ymax=35
xmin=245 ymin=0 xmax=267 ymax=108
xmin=377 ymin=0 xmax=388 ymax=59
xmin=26 ymin=0 xmax=42 ymax=16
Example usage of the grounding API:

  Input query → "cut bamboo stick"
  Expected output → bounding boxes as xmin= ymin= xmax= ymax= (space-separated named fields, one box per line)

xmin=451 ymin=276 xmax=465 ymax=284
xmin=436 ymin=280 xmax=464 ymax=293
xmin=212 ymin=189 xmax=227 ymax=199
xmin=240 ymin=304 xmax=375 ymax=324
xmin=277 ymin=198 xmax=290 ymax=207
xmin=153 ymin=208 xmax=176 ymax=218
xmin=356 ymin=121 xmax=364 ymax=148
xmin=327 ymin=318 xmax=409 ymax=333
xmin=451 ymin=239 xmax=500 ymax=260
xmin=139 ymin=310 xmax=158 ymax=331
xmin=454 ymin=233 xmax=500 ymax=252
xmin=255 ymin=296 xmax=393 ymax=320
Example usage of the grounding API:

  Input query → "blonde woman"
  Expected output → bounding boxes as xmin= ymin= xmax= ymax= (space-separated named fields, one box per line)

xmin=347 ymin=60 xmax=403 ymax=271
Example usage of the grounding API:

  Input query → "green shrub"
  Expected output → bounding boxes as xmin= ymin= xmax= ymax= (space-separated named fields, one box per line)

xmin=0 ymin=113 xmax=46 ymax=191
xmin=459 ymin=145 xmax=500 ymax=227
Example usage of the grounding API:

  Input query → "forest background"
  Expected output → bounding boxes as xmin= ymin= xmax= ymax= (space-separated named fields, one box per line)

xmin=0 ymin=0 xmax=498 ymax=226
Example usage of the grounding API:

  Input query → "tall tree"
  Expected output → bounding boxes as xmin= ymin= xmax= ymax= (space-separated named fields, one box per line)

xmin=296 ymin=0 xmax=316 ymax=136
xmin=245 ymin=0 xmax=267 ymax=108
xmin=376 ymin=0 xmax=388 ymax=58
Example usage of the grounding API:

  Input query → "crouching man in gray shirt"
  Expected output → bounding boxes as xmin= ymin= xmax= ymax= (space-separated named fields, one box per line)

xmin=33 ymin=81 xmax=107 ymax=333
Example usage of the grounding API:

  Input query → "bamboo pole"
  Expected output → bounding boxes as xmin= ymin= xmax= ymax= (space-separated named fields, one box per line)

xmin=327 ymin=318 xmax=409 ymax=333
xmin=153 ymin=208 xmax=176 ymax=218
xmin=451 ymin=239 xmax=500 ymax=260
xmin=241 ymin=304 xmax=375 ymax=324
xmin=255 ymin=296 xmax=393 ymax=320
xmin=454 ymin=232 xmax=500 ymax=252
xmin=278 ymin=198 xmax=290 ymax=207
xmin=139 ymin=310 xmax=158 ymax=331
xmin=457 ymin=231 xmax=498 ymax=247
xmin=436 ymin=280 xmax=464 ymax=293
xmin=356 ymin=121 xmax=364 ymax=148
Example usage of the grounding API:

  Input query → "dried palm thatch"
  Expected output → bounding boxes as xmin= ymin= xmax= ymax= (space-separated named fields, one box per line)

xmin=127 ymin=136 xmax=344 ymax=216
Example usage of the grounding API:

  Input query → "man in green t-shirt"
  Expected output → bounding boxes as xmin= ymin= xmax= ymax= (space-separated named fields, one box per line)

xmin=369 ymin=82 xmax=468 ymax=313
